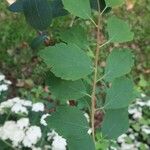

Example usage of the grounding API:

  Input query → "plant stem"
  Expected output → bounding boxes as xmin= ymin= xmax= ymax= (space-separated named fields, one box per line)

xmin=91 ymin=0 xmax=101 ymax=141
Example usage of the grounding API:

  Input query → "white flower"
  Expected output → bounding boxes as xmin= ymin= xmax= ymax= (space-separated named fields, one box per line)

xmin=117 ymin=134 xmax=127 ymax=143
xmin=128 ymin=107 xmax=142 ymax=119
xmin=120 ymin=143 xmax=136 ymax=150
xmin=0 ymin=97 xmax=33 ymax=115
xmin=22 ymin=100 xmax=32 ymax=107
xmin=17 ymin=118 xmax=30 ymax=129
xmin=10 ymin=97 xmax=32 ymax=107
xmin=44 ymin=145 xmax=51 ymax=150
xmin=47 ymin=130 xmax=57 ymax=141
xmin=40 ymin=114 xmax=50 ymax=126
xmin=0 ymin=74 xmax=5 ymax=81
xmin=141 ymin=125 xmax=150 ymax=134
xmin=87 ymin=128 xmax=92 ymax=135
xmin=32 ymin=146 xmax=42 ymax=150
xmin=0 ymin=84 xmax=8 ymax=92
xmin=134 ymin=141 xmax=141 ymax=148
xmin=141 ymin=93 xmax=146 ymax=98
xmin=52 ymin=135 xmax=67 ymax=150
xmin=0 ymin=121 xmax=25 ymax=146
xmin=11 ymin=128 xmax=25 ymax=147
xmin=0 ymin=100 xmax=14 ymax=109
xmin=4 ymin=79 xmax=12 ymax=85
xmin=146 ymin=100 xmax=150 ymax=107
xmin=32 ymin=103 xmax=44 ymax=112
xmin=129 ymin=134 xmax=135 ymax=140
xmin=11 ymin=103 xmax=28 ymax=114
xmin=110 ymin=146 xmax=117 ymax=150
xmin=133 ymin=111 xmax=142 ymax=119
xmin=84 ymin=113 xmax=90 ymax=122
xmin=23 ymin=126 xmax=42 ymax=147
xmin=0 ymin=121 xmax=16 ymax=140
xmin=136 ymin=101 xmax=146 ymax=107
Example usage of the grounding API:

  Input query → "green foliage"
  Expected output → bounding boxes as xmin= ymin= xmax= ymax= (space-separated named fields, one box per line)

xmin=47 ymin=72 xmax=86 ymax=101
xmin=102 ymin=108 xmax=129 ymax=139
xmin=105 ymin=0 xmax=124 ymax=7
xmin=6 ymin=0 xmax=137 ymax=149
xmin=62 ymin=0 xmax=91 ymax=19
xmin=51 ymin=0 xmax=68 ymax=18
xmin=8 ymin=0 xmax=23 ymax=12
xmin=68 ymin=135 xmax=95 ymax=150
xmin=107 ymin=16 xmax=134 ymax=43
xmin=23 ymin=0 xmax=52 ymax=30
xmin=39 ymin=43 xmax=93 ymax=80
xmin=30 ymin=34 xmax=47 ymax=49
xmin=105 ymin=48 xmax=134 ymax=81
xmin=59 ymin=25 xmax=89 ymax=49
xmin=104 ymin=77 xmax=134 ymax=109
xmin=47 ymin=106 xmax=95 ymax=150
xmin=90 ymin=0 xmax=109 ymax=12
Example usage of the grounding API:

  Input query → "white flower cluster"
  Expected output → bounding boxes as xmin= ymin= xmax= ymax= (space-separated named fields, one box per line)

xmin=0 ymin=73 xmax=68 ymax=150
xmin=0 ymin=118 xmax=42 ymax=149
xmin=0 ymin=96 xmax=67 ymax=149
xmin=0 ymin=73 xmax=11 ymax=95
xmin=115 ymin=94 xmax=150 ymax=150
xmin=47 ymin=130 xmax=67 ymax=150
xmin=0 ymin=97 xmax=44 ymax=115
xmin=128 ymin=94 xmax=150 ymax=120
xmin=117 ymin=129 xmax=149 ymax=150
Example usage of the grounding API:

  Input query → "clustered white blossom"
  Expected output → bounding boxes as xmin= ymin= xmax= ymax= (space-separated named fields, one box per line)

xmin=0 ymin=73 xmax=11 ymax=95
xmin=0 ymin=97 xmax=44 ymax=115
xmin=47 ymin=130 xmax=67 ymax=150
xmin=0 ymin=119 xmax=42 ymax=148
xmin=40 ymin=114 xmax=50 ymax=126
xmin=0 ymin=73 xmax=67 ymax=149
xmin=128 ymin=94 xmax=150 ymax=120
xmin=115 ymin=94 xmax=150 ymax=150
xmin=0 ymin=97 xmax=67 ymax=150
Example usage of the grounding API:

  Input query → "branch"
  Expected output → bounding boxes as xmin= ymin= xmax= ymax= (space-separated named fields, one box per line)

xmin=91 ymin=0 xmax=101 ymax=141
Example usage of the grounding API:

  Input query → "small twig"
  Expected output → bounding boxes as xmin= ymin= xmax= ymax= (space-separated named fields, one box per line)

xmin=99 ymin=39 xmax=111 ymax=48
xmin=69 ymin=16 xmax=76 ymax=27
xmin=100 ymin=6 xmax=108 ymax=16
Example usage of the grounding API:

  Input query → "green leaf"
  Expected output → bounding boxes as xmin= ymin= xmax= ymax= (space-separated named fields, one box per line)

xmin=0 ymin=140 xmax=12 ymax=150
xmin=47 ymin=72 xmax=86 ymax=100
xmin=104 ymin=77 xmax=134 ymax=109
xmin=90 ymin=0 xmax=111 ymax=13
xmin=23 ymin=0 xmax=52 ymax=30
xmin=8 ymin=0 xmax=23 ymax=12
xmin=68 ymin=135 xmax=95 ymax=150
xmin=107 ymin=16 xmax=134 ymax=43
xmin=102 ymin=108 xmax=129 ymax=139
xmin=51 ymin=0 xmax=68 ymax=18
xmin=30 ymin=34 xmax=47 ymax=50
xmin=62 ymin=0 xmax=91 ymax=19
xmin=59 ymin=26 xmax=89 ymax=49
xmin=105 ymin=0 xmax=124 ymax=7
xmin=105 ymin=48 xmax=134 ymax=81
xmin=39 ymin=43 xmax=93 ymax=81
xmin=47 ymin=106 xmax=89 ymax=137
xmin=47 ymin=106 xmax=95 ymax=150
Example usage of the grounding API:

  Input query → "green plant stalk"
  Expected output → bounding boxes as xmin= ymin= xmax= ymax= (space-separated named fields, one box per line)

xmin=91 ymin=0 xmax=101 ymax=141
